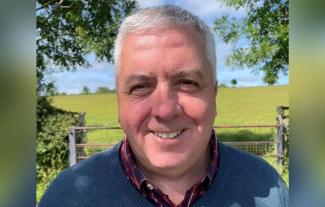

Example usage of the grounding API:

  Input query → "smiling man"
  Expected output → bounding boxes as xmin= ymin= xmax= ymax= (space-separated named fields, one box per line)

xmin=39 ymin=5 xmax=288 ymax=207
xmin=116 ymin=22 xmax=217 ymax=205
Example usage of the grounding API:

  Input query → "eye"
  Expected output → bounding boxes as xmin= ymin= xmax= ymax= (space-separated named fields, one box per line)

xmin=129 ymin=83 xmax=153 ymax=96
xmin=179 ymin=79 xmax=198 ymax=86
xmin=176 ymin=79 xmax=200 ymax=92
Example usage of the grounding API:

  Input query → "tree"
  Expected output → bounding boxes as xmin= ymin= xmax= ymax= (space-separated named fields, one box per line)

xmin=81 ymin=86 xmax=90 ymax=94
xmin=48 ymin=82 xmax=59 ymax=96
xmin=36 ymin=0 xmax=136 ymax=97
xmin=36 ymin=0 xmax=137 ymax=130
xmin=231 ymin=79 xmax=237 ymax=87
xmin=95 ymin=86 xmax=111 ymax=94
xmin=219 ymin=83 xmax=228 ymax=88
xmin=214 ymin=0 xmax=288 ymax=85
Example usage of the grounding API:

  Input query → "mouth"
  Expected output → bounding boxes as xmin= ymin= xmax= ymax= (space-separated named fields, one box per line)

xmin=151 ymin=130 xmax=185 ymax=139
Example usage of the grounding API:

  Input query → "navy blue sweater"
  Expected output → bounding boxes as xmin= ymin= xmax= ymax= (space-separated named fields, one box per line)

xmin=39 ymin=141 xmax=288 ymax=207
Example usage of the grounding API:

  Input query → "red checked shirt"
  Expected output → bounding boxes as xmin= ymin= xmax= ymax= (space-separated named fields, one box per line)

xmin=119 ymin=130 xmax=219 ymax=207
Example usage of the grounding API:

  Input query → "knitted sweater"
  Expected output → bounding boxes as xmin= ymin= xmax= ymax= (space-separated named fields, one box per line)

xmin=39 ymin=141 xmax=288 ymax=207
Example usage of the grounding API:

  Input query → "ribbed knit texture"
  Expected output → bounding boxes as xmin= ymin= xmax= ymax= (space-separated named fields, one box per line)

xmin=39 ymin=141 xmax=288 ymax=207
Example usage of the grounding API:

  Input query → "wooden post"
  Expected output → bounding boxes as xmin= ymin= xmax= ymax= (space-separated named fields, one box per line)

xmin=276 ymin=106 xmax=286 ymax=165
xmin=77 ymin=112 xmax=87 ymax=158
xmin=78 ymin=112 xmax=86 ymax=126
xmin=68 ymin=127 xmax=77 ymax=167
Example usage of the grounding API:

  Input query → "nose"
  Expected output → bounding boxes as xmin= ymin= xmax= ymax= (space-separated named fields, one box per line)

xmin=151 ymin=85 xmax=182 ymax=121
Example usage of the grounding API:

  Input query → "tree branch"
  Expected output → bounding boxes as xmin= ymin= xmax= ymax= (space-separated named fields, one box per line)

xmin=36 ymin=0 xmax=65 ymax=11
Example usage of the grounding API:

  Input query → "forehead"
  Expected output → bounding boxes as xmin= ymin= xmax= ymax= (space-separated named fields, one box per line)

xmin=122 ymin=24 xmax=204 ymax=52
xmin=117 ymin=24 xmax=213 ymax=84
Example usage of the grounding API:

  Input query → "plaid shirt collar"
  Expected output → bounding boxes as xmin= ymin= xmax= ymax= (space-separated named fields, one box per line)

xmin=119 ymin=130 xmax=219 ymax=206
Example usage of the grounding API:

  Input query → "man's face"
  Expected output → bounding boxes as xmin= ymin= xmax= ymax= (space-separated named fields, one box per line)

xmin=117 ymin=25 xmax=217 ymax=175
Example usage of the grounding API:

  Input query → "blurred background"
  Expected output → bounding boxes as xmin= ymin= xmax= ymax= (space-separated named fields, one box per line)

xmin=0 ymin=0 xmax=324 ymax=206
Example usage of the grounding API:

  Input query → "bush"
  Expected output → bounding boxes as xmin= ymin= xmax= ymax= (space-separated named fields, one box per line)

xmin=37 ymin=168 xmax=62 ymax=203
xmin=36 ymin=109 xmax=78 ymax=202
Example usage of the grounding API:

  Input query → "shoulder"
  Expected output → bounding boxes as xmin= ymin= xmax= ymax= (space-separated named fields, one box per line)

xmin=62 ymin=143 xmax=121 ymax=180
xmin=38 ymin=144 xmax=122 ymax=207
xmin=219 ymin=142 xmax=281 ymax=180
xmin=215 ymin=142 xmax=289 ymax=206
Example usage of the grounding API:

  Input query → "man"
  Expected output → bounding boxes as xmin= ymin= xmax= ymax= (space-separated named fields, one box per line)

xmin=39 ymin=5 xmax=288 ymax=207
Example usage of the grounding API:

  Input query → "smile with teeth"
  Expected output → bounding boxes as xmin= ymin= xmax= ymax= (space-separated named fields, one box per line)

xmin=153 ymin=130 xmax=183 ymax=139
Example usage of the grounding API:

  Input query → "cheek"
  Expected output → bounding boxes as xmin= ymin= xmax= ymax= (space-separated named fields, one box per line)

xmin=181 ymin=95 xmax=216 ymax=125
xmin=118 ymin=98 xmax=152 ymax=133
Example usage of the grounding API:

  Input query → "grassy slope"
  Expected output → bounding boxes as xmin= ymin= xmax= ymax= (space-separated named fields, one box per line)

xmin=216 ymin=85 xmax=289 ymax=124
xmin=215 ymin=85 xmax=289 ymax=142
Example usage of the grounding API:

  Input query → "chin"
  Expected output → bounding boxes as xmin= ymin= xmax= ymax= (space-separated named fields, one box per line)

xmin=148 ymin=152 xmax=189 ymax=170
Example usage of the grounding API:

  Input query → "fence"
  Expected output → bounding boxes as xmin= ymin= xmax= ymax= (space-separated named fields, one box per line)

xmin=68 ymin=106 xmax=289 ymax=167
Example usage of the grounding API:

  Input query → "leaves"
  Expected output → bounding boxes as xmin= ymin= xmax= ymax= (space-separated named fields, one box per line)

xmin=36 ymin=111 xmax=79 ymax=202
xmin=214 ymin=0 xmax=288 ymax=85
xmin=36 ymin=113 xmax=76 ymax=178
xmin=36 ymin=0 xmax=137 ymax=96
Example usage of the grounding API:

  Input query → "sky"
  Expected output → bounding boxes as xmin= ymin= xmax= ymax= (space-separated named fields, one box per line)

xmin=51 ymin=0 xmax=288 ymax=94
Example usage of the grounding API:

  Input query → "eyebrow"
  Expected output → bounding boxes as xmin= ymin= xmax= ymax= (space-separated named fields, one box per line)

xmin=123 ymin=73 xmax=155 ymax=87
xmin=173 ymin=70 xmax=205 ymax=79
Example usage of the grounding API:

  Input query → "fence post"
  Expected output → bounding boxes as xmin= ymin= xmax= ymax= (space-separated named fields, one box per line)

xmin=68 ymin=127 xmax=77 ymax=167
xmin=78 ymin=112 xmax=86 ymax=126
xmin=276 ymin=106 xmax=286 ymax=165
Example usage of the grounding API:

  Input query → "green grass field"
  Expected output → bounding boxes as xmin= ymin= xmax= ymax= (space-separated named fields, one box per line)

xmin=52 ymin=85 xmax=288 ymax=144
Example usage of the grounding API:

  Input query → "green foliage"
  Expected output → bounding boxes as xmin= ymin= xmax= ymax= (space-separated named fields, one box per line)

xmin=219 ymin=83 xmax=228 ymax=88
xmin=95 ymin=86 xmax=114 ymax=94
xmin=81 ymin=86 xmax=90 ymax=95
xmin=36 ymin=109 xmax=78 ymax=202
xmin=37 ymin=168 xmax=62 ymax=203
xmin=217 ymin=130 xmax=273 ymax=142
xmin=231 ymin=79 xmax=237 ymax=86
xmin=214 ymin=0 xmax=288 ymax=85
xmin=36 ymin=0 xmax=137 ymax=96
xmin=37 ymin=113 xmax=74 ymax=172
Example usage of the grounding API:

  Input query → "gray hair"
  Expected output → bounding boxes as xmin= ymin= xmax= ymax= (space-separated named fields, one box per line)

xmin=114 ymin=4 xmax=216 ymax=79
